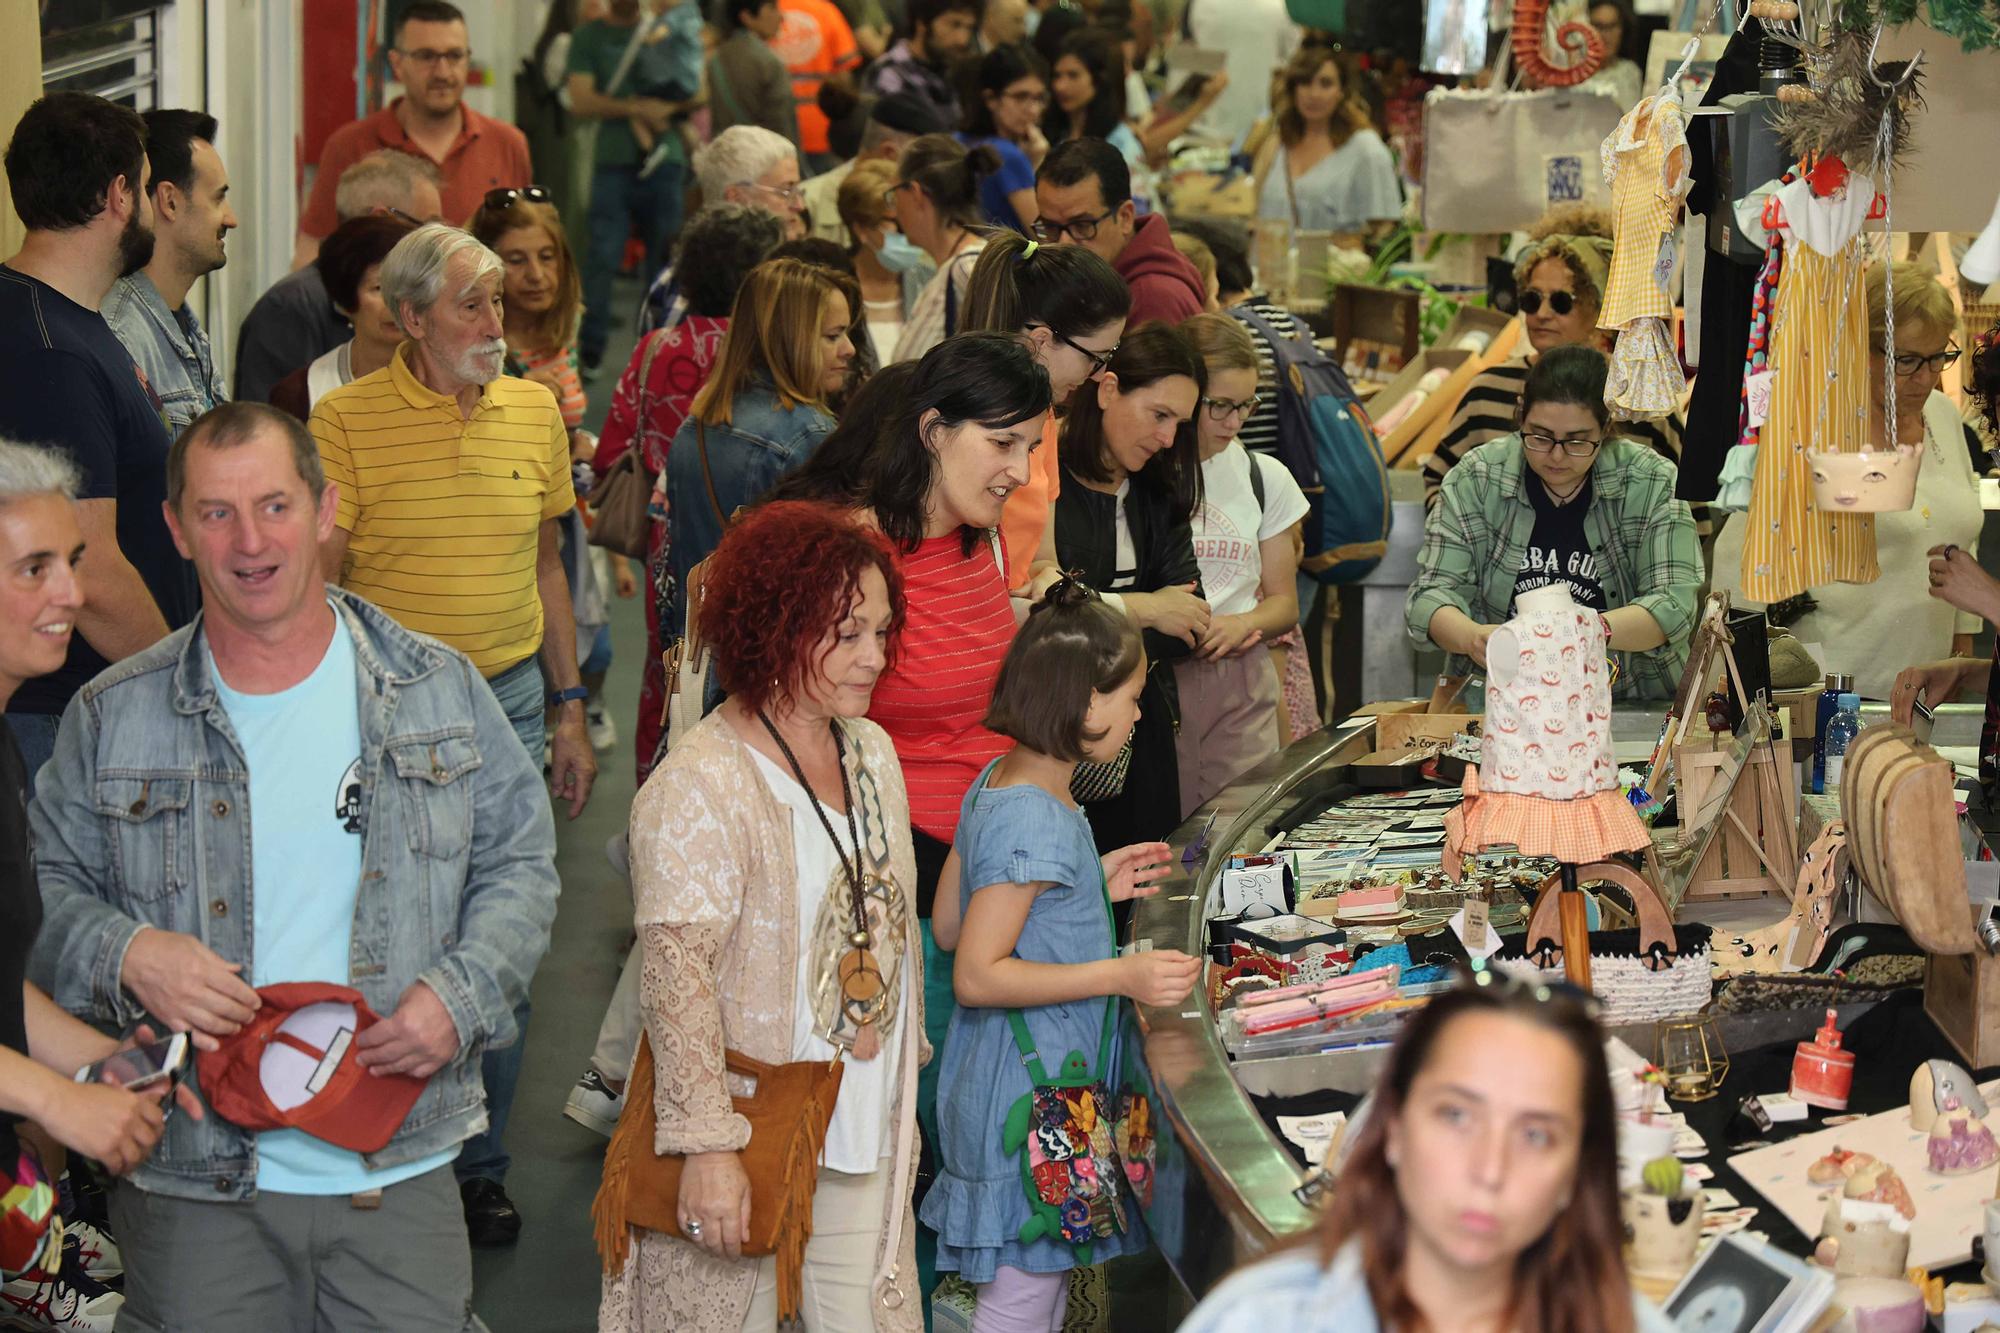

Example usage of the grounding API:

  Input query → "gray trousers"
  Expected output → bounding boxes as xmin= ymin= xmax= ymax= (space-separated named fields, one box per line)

xmin=110 ymin=1166 xmax=485 ymax=1333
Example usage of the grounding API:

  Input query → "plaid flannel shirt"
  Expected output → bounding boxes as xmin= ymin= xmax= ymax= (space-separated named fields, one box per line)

xmin=1405 ymin=434 xmax=1702 ymax=701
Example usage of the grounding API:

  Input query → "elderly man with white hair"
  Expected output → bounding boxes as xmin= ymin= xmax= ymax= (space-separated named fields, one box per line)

xmin=308 ymin=222 xmax=593 ymax=1248
xmin=636 ymin=124 xmax=806 ymax=335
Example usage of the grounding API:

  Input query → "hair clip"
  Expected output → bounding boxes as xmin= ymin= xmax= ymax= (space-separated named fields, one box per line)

xmin=1044 ymin=570 xmax=1096 ymax=608
xmin=1019 ymin=239 xmax=1039 ymax=261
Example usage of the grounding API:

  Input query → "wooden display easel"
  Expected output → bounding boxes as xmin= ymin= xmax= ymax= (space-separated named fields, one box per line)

xmin=1673 ymin=734 xmax=1799 ymax=902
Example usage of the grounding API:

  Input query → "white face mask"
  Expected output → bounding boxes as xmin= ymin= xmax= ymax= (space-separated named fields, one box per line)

xmin=1023 ymin=6 xmax=1040 ymax=36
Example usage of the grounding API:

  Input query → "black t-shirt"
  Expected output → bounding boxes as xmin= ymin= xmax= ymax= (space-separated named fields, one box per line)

xmin=0 ymin=267 xmax=199 ymax=715
xmin=0 ymin=719 xmax=40 ymax=1165
xmin=1511 ymin=468 xmax=1606 ymax=613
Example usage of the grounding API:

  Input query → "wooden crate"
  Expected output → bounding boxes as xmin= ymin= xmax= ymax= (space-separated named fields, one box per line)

xmin=1926 ymin=950 xmax=2000 ymax=1069
xmin=1674 ymin=735 xmax=1797 ymax=902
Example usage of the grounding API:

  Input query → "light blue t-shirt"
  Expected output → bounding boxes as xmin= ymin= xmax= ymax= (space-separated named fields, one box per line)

xmin=209 ymin=606 xmax=455 ymax=1195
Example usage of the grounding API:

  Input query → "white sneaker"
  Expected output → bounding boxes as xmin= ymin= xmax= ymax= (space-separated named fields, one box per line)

xmin=0 ymin=1238 xmax=122 ymax=1331
xmin=59 ymin=1223 xmax=118 ymax=1283
xmin=587 ymin=704 xmax=617 ymax=752
xmin=563 ymin=1069 xmax=626 ymax=1138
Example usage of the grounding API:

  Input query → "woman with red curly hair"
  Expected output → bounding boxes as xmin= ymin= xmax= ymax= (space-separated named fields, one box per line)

xmin=597 ymin=500 xmax=928 ymax=1332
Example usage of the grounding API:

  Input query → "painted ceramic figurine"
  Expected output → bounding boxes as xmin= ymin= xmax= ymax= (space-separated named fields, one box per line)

xmin=1808 ymin=1145 xmax=1872 ymax=1187
xmin=1910 ymin=1059 xmax=1990 ymax=1132
xmin=1842 ymin=1157 xmax=1916 ymax=1221
xmin=1925 ymin=1096 xmax=2000 ymax=1176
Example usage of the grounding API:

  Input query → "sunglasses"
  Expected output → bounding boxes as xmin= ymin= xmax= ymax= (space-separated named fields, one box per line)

xmin=1467 ymin=961 xmax=1602 ymax=1018
xmin=1517 ymin=288 xmax=1577 ymax=317
xmin=481 ymin=186 xmax=552 ymax=212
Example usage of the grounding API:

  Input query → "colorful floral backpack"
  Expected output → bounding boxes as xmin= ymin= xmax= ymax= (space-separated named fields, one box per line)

xmin=999 ymin=873 xmax=1160 ymax=1261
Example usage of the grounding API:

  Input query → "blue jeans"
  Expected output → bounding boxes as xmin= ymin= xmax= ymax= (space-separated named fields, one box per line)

xmin=582 ymin=622 xmax=613 ymax=678
xmin=455 ymin=654 xmax=547 ymax=1185
xmin=580 ymin=160 xmax=686 ymax=366
xmin=8 ymin=711 xmax=59 ymax=787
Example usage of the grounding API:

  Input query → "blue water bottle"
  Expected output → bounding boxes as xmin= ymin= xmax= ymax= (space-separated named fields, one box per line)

xmin=1811 ymin=672 xmax=1853 ymax=795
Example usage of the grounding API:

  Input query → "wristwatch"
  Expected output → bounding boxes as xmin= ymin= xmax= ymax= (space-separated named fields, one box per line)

xmin=548 ymin=685 xmax=590 ymax=707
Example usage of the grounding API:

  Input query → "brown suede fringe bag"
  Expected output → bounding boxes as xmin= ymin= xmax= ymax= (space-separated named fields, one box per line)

xmin=593 ymin=1031 xmax=845 ymax=1324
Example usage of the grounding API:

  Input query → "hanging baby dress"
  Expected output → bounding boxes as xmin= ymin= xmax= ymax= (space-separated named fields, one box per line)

xmin=1599 ymin=84 xmax=1693 ymax=420
xmin=1444 ymin=592 xmax=1651 ymax=868
xmin=1738 ymin=168 xmax=1880 ymax=604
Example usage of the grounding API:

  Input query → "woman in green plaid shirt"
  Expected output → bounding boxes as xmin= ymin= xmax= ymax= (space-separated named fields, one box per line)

xmin=1406 ymin=346 xmax=1701 ymax=701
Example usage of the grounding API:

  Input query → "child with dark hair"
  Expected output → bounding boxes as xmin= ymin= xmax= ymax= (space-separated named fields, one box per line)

xmin=925 ymin=577 xmax=1199 ymax=1327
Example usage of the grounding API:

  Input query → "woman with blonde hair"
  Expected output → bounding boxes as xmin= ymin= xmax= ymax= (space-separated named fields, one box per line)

xmin=1253 ymin=47 xmax=1401 ymax=238
xmin=1737 ymin=260 xmax=1981 ymax=700
xmin=838 ymin=158 xmax=930 ymax=363
xmin=664 ymin=257 xmax=859 ymax=640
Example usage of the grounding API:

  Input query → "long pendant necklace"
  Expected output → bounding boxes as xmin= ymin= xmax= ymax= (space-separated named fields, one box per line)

xmin=758 ymin=712 xmax=886 ymax=1038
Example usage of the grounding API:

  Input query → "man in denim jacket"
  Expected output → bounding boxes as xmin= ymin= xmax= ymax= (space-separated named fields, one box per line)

xmin=27 ymin=403 xmax=558 ymax=1331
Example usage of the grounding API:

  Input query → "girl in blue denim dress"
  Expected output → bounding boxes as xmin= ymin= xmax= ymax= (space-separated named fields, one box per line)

xmin=922 ymin=581 xmax=1204 ymax=1330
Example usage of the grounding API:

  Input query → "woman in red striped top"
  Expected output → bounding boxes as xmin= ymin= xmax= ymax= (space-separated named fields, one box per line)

xmin=758 ymin=332 xmax=1051 ymax=1295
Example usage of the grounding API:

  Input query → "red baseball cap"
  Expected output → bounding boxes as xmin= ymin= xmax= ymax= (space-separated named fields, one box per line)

xmin=195 ymin=982 xmax=428 ymax=1155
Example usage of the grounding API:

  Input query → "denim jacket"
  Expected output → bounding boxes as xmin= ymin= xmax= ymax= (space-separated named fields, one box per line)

xmin=663 ymin=380 xmax=833 ymax=633
xmin=27 ymin=588 xmax=560 ymax=1202
xmin=102 ymin=273 xmax=228 ymax=438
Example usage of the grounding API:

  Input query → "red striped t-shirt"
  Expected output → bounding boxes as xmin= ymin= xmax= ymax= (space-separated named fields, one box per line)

xmin=868 ymin=533 xmax=1017 ymax=845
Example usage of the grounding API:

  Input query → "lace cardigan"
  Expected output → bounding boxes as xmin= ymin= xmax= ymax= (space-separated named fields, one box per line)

xmin=599 ymin=709 xmax=928 ymax=1331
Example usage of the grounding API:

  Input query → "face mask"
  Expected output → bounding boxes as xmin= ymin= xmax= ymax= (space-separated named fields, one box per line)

xmin=1024 ymin=6 xmax=1040 ymax=35
xmin=875 ymin=230 xmax=927 ymax=274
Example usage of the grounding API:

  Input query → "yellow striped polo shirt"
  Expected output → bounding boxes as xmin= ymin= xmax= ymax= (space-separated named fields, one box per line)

xmin=310 ymin=344 xmax=575 ymax=676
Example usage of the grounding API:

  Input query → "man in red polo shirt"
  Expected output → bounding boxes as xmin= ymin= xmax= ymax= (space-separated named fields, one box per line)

xmin=293 ymin=2 xmax=532 ymax=269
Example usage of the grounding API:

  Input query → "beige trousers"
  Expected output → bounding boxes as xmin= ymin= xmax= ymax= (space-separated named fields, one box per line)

xmin=741 ymin=1164 xmax=892 ymax=1331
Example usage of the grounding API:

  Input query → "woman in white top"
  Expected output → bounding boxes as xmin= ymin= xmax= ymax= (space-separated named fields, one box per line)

xmin=887 ymin=135 xmax=997 ymax=364
xmin=1180 ymin=972 xmax=1671 ymax=1333
xmin=267 ymin=214 xmax=414 ymax=421
xmin=1712 ymin=262 xmax=1979 ymax=700
xmin=1173 ymin=315 xmax=1311 ymax=814
xmin=1254 ymin=47 xmax=1402 ymax=239
xmin=1578 ymin=0 xmax=1645 ymax=110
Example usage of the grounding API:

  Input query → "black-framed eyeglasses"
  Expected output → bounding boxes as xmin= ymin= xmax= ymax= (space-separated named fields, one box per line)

xmin=1032 ymin=210 xmax=1113 ymax=243
xmin=1893 ymin=346 xmax=1961 ymax=376
xmin=1517 ymin=288 xmax=1577 ymax=317
xmin=397 ymin=46 xmax=470 ymax=67
xmin=1203 ymin=394 xmax=1262 ymax=420
xmin=1520 ymin=430 xmax=1601 ymax=457
xmin=480 ymin=186 xmax=552 ymax=213
xmin=882 ymin=180 xmax=916 ymax=209
xmin=1029 ymin=322 xmax=1117 ymax=373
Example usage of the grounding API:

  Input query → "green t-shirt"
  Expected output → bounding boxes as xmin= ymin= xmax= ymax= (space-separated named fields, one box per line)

xmin=568 ymin=19 xmax=643 ymax=169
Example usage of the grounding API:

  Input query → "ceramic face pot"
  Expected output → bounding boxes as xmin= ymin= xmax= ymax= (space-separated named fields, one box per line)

xmin=1623 ymin=1188 xmax=1704 ymax=1282
xmin=1911 ymin=1059 xmax=1990 ymax=1132
xmin=1827 ymin=1275 xmax=1926 ymax=1333
xmin=1814 ymin=1198 xmax=1912 ymax=1279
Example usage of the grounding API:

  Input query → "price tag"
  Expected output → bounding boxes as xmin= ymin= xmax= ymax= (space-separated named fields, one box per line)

xmin=1745 ymin=369 xmax=1775 ymax=427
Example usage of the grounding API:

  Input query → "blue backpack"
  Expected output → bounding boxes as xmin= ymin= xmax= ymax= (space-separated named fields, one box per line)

xmin=1230 ymin=305 xmax=1391 ymax=585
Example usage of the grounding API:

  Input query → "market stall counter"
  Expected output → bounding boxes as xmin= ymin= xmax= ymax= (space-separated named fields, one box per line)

xmin=1130 ymin=699 xmax=1996 ymax=1307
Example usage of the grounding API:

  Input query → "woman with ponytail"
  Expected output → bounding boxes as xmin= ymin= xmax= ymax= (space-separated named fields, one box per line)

xmin=961 ymin=229 xmax=1130 ymax=589
xmin=887 ymin=134 xmax=1001 ymax=362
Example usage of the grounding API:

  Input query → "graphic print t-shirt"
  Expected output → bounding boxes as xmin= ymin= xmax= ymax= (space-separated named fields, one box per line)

xmin=1511 ymin=470 xmax=1605 ymax=613
xmin=209 ymin=605 xmax=451 ymax=1194
xmin=1192 ymin=442 xmax=1311 ymax=617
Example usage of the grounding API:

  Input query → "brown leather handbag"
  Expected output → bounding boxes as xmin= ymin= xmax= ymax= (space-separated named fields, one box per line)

xmin=586 ymin=448 xmax=651 ymax=559
xmin=593 ymin=1031 xmax=844 ymax=1322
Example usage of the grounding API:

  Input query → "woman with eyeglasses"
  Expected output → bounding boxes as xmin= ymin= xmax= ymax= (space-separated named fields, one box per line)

xmin=1407 ymin=345 xmax=1699 ymax=703
xmin=1180 ymin=970 xmax=1672 ymax=1333
xmin=887 ymin=135 xmax=1001 ymax=363
xmin=1722 ymin=261 xmax=1981 ymax=701
xmin=961 ymin=229 xmax=1131 ymax=588
xmin=1172 ymin=315 xmax=1309 ymax=813
xmin=1422 ymin=223 xmax=1684 ymax=512
xmin=1056 ymin=323 xmax=1210 ymax=850
xmin=959 ymin=44 xmax=1051 ymax=233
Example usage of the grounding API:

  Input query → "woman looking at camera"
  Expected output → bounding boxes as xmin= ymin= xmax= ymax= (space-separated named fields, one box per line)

xmin=1179 ymin=971 xmax=1672 ymax=1333
xmin=1406 ymin=345 xmax=1698 ymax=702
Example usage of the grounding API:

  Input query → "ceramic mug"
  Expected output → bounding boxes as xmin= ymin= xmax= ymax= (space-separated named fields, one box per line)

xmin=1623 ymin=1189 xmax=1704 ymax=1282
